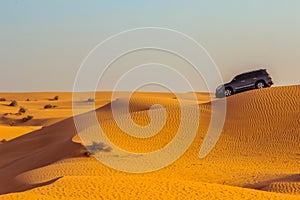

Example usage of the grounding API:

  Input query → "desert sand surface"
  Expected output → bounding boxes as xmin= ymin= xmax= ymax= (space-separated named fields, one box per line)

xmin=0 ymin=86 xmax=299 ymax=199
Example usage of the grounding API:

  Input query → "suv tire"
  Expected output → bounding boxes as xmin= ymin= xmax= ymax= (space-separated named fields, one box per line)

xmin=255 ymin=81 xmax=266 ymax=89
xmin=225 ymin=87 xmax=233 ymax=96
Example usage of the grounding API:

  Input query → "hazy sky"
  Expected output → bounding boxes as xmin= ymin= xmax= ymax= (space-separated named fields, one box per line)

xmin=0 ymin=0 xmax=299 ymax=92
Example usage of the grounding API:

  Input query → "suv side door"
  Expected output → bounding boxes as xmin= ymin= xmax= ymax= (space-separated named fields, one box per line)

xmin=248 ymin=72 xmax=259 ymax=87
xmin=233 ymin=73 xmax=252 ymax=91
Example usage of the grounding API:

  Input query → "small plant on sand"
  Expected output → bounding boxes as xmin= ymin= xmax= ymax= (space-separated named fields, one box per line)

xmin=10 ymin=121 xmax=16 ymax=126
xmin=22 ymin=115 xmax=33 ymax=122
xmin=44 ymin=104 xmax=56 ymax=109
xmin=87 ymin=142 xmax=112 ymax=154
xmin=48 ymin=96 xmax=59 ymax=101
xmin=87 ymin=98 xmax=95 ymax=102
xmin=0 ymin=98 xmax=6 ymax=101
xmin=8 ymin=100 xmax=17 ymax=106
xmin=82 ymin=142 xmax=111 ymax=157
xmin=18 ymin=107 xmax=26 ymax=114
xmin=26 ymin=98 xmax=30 ymax=101
xmin=83 ymin=151 xmax=92 ymax=157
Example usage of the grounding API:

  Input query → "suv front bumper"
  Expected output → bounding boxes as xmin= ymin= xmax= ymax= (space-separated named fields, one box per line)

xmin=215 ymin=86 xmax=225 ymax=98
xmin=267 ymin=80 xmax=274 ymax=86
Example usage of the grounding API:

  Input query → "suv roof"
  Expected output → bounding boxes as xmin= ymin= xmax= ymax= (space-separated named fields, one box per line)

xmin=239 ymin=69 xmax=267 ymax=75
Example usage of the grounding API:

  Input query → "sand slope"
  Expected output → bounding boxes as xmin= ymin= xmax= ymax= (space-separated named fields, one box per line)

xmin=1 ymin=176 xmax=299 ymax=200
xmin=0 ymin=86 xmax=299 ymax=199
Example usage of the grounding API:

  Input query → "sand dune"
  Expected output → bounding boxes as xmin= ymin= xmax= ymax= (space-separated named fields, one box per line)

xmin=0 ymin=86 xmax=299 ymax=199
xmin=264 ymin=182 xmax=300 ymax=195
xmin=2 ymin=176 xmax=299 ymax=200
xmin=246 ymin=174 xmax=300 ymax=195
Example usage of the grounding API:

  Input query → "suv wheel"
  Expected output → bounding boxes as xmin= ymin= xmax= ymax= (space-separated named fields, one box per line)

xmin=256 ymin=81 xmax=265 ymax=89
xmin=225 ymin=88 xmax=233 ymax=96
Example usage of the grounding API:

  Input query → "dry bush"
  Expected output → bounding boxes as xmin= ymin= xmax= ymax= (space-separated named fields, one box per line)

xmin=44 ymin=104 xmax=56 ymax=109
xmin=48 ymin=96 xmax=59 ymax=101
xmin=9 ymin=100 xmax=17 ymax=106
xmin=22 ymin=115 xmax=33 ymax=122
xmin=83 ymin=151 xmax=92 ymax=157
xmin=86 ymin=142 xmax=112 ymax=154
xmin=10 ymin=121 xmax=16 ymax=126
xmin=0 ymin=98 xmax=6 ymax=101
xmin=54 ymin=96 xmax=59 ymax=100
xmin=87 ymin=98 xmax=95 ymax=102
xmin=18 ymin=107 xmax=26 ymax=114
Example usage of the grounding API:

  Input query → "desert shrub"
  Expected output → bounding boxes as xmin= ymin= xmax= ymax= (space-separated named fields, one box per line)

xmin=0 ymin=98 xmax=6 ymax=101
xmin=44 ymin=104 xmax=52 ymax=109
xmin=26 ymin=98 xmax=30 ymax=101
xmin=22 ymin=115 xmax=33 ymax=122
xmin=18 ymin=107 xmax=26 ymax=114
xmin=9 ymin=100 xmax=17 ymax=106
xmin=44 ymin=104 xmax=55 ymax=109
xmin=83 ymin=151 xmax=92 ymax=157
xmin=87 ymin=98 xmax=95 ymax=102
xmin=87 ymin=142 xmax=112 ymax=154
xmin=10 ymin=121 xmax=16 ymax=126
xmin=48 ymin=96 xmax=59 ymax=101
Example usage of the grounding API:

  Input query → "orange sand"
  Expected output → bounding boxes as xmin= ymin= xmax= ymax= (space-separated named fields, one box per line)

xmin=0 ymin=86 xmax=299 ymax=199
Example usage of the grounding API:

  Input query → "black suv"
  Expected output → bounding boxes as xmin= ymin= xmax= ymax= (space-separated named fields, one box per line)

xmin=216 ymin=69 xmax=273 ymax=98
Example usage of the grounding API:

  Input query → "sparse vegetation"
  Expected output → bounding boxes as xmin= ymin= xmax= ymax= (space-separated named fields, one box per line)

xmin=48 ymin=96 xmax=59 ymax=101
xmin=82 ymin=142 xmax=111 ymax=157
xmin=22 ymin=115 xmax=33 ymax=122
xmin=26 ymin=98 xmax=30 ymax=101
xmin=8 ymin=100 xmax=17 ymax=106
xmin=18 ymin=107 xmax=26 ymax=114
xmin=86 ymin=142 xmax=112 ymax=154
xmin=44 ymin=104 xmax=56 ymax=109
xmin=87 ymin=98 xmax=95 ymax=102
xmin=83 ymin=151 xmax=92 ymax=157
xmin=0 ymin=98 xmax=6 ymax=101
xmin=10 ymin=121 xmax=16 ymax=126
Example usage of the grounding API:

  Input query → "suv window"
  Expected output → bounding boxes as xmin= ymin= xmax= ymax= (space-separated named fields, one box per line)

xmin=248 ymin=72 xmax=257 ymax=78
xmin=259 ymin=70 xmax=267 ymax=76
xmin=252 ymin=70 xmax=266 ymax=76
xmin=234 ymin=74 xmax=246 ymax=81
